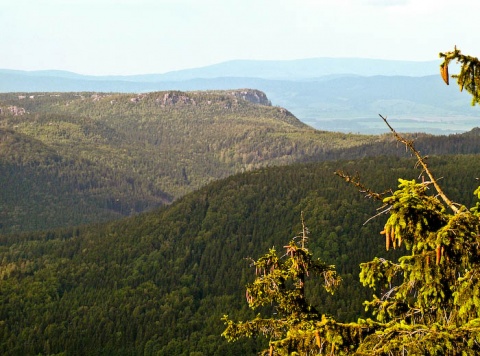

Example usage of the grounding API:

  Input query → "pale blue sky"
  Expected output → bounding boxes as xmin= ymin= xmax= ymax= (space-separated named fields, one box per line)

xmin=2 ymin=0 xmax=478 ymax=75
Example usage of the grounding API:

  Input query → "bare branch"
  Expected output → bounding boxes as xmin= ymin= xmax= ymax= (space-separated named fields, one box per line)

xmin=379 ymin=114 xmax=459 ymax=213
xmin=334 ymin=170 xmax=389 ymax=201
xmin=363 ymin=205 xmax=392 ymax=225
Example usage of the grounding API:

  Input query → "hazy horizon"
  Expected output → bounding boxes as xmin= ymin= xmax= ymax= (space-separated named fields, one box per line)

xmin=0 ymin=56 xmax=442 ymax=77
xmin=2 ymin=0 xmax=478 ymax=76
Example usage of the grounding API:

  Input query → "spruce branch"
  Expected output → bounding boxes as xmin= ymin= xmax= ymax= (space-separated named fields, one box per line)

xmin=334 ymin=170 xmax=389 ymax=201
xmin=439 ymin=46 xmax=480 ymax=105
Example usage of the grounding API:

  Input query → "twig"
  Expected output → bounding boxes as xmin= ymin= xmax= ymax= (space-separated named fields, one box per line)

xmin=334 ymin=170 xmax=388 ymax=201
xmin=363 ymin=205 xmax=392 ymax=225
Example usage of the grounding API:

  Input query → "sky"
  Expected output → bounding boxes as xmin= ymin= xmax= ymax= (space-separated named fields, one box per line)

xmin=2 ymin=0 xmax=479 ymax=75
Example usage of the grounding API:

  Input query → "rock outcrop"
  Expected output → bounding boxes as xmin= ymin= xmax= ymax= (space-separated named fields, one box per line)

xmin=230 ymin=89 xmax=271 ymax=106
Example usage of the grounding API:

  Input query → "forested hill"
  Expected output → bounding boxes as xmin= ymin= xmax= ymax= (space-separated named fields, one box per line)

xmin=1 ymin=154 xmax=480 ymax=355
xmin=2 ymin=90 xmax=480 ymax=233
xmin=2 ymin=61 xmax=478 ymax=134
xmin=0 ymin=90 xmax=382 ymax=233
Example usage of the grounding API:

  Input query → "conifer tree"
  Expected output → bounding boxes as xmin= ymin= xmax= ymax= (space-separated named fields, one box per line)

xmin=223 ymin=48 xmax=480 ymax=355
xmin=222 ymin=214 xmax=372 ymax=355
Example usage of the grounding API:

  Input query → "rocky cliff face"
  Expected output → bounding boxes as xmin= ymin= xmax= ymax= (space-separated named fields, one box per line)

xmin=140 ymin=89 xmax=271 ymax=107
xmin=230 ymin=89 xmax=271 ymax=106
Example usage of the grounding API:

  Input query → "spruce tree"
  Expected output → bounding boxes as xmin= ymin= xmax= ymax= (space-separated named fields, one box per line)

xmin=222 ymin=214 xmax=370 ymax=355
xmin=223 ymin=48 xmax=480 ymax=355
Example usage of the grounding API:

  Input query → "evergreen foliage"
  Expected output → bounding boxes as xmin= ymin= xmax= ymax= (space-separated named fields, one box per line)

xmin=223 ymin=49 xmax=480 ymax=354
xmin=440 ymin=47 xmax=480 ymax=105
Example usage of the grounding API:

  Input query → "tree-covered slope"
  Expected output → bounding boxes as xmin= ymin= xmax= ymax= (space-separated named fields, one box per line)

xmin=2 ymin=90 xmax=480 ymax=234
xmin=0 ymin=90 xmax=382 ymax=233
xmin=0 ymin=129 xmax=126 ymax=231
xmin=1 ymin=154 xmax=479 ymax=355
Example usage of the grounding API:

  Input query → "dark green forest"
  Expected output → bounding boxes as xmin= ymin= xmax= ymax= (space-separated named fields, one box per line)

xmin=1 ymin=154 xmax=480 ymax=355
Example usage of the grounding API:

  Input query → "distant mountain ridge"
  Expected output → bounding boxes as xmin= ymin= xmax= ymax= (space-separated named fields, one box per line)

xmin=0 ymin=57 xmax=441 ymax=81
xmin=108 ymin=57 xmax=441 ymax=81
xmin=1 ymin=57 xmax=477 ymax=134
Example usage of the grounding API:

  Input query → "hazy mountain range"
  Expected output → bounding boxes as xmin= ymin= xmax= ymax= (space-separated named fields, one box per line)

xmin=1 ymin=58 xmax=478 ymax=134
